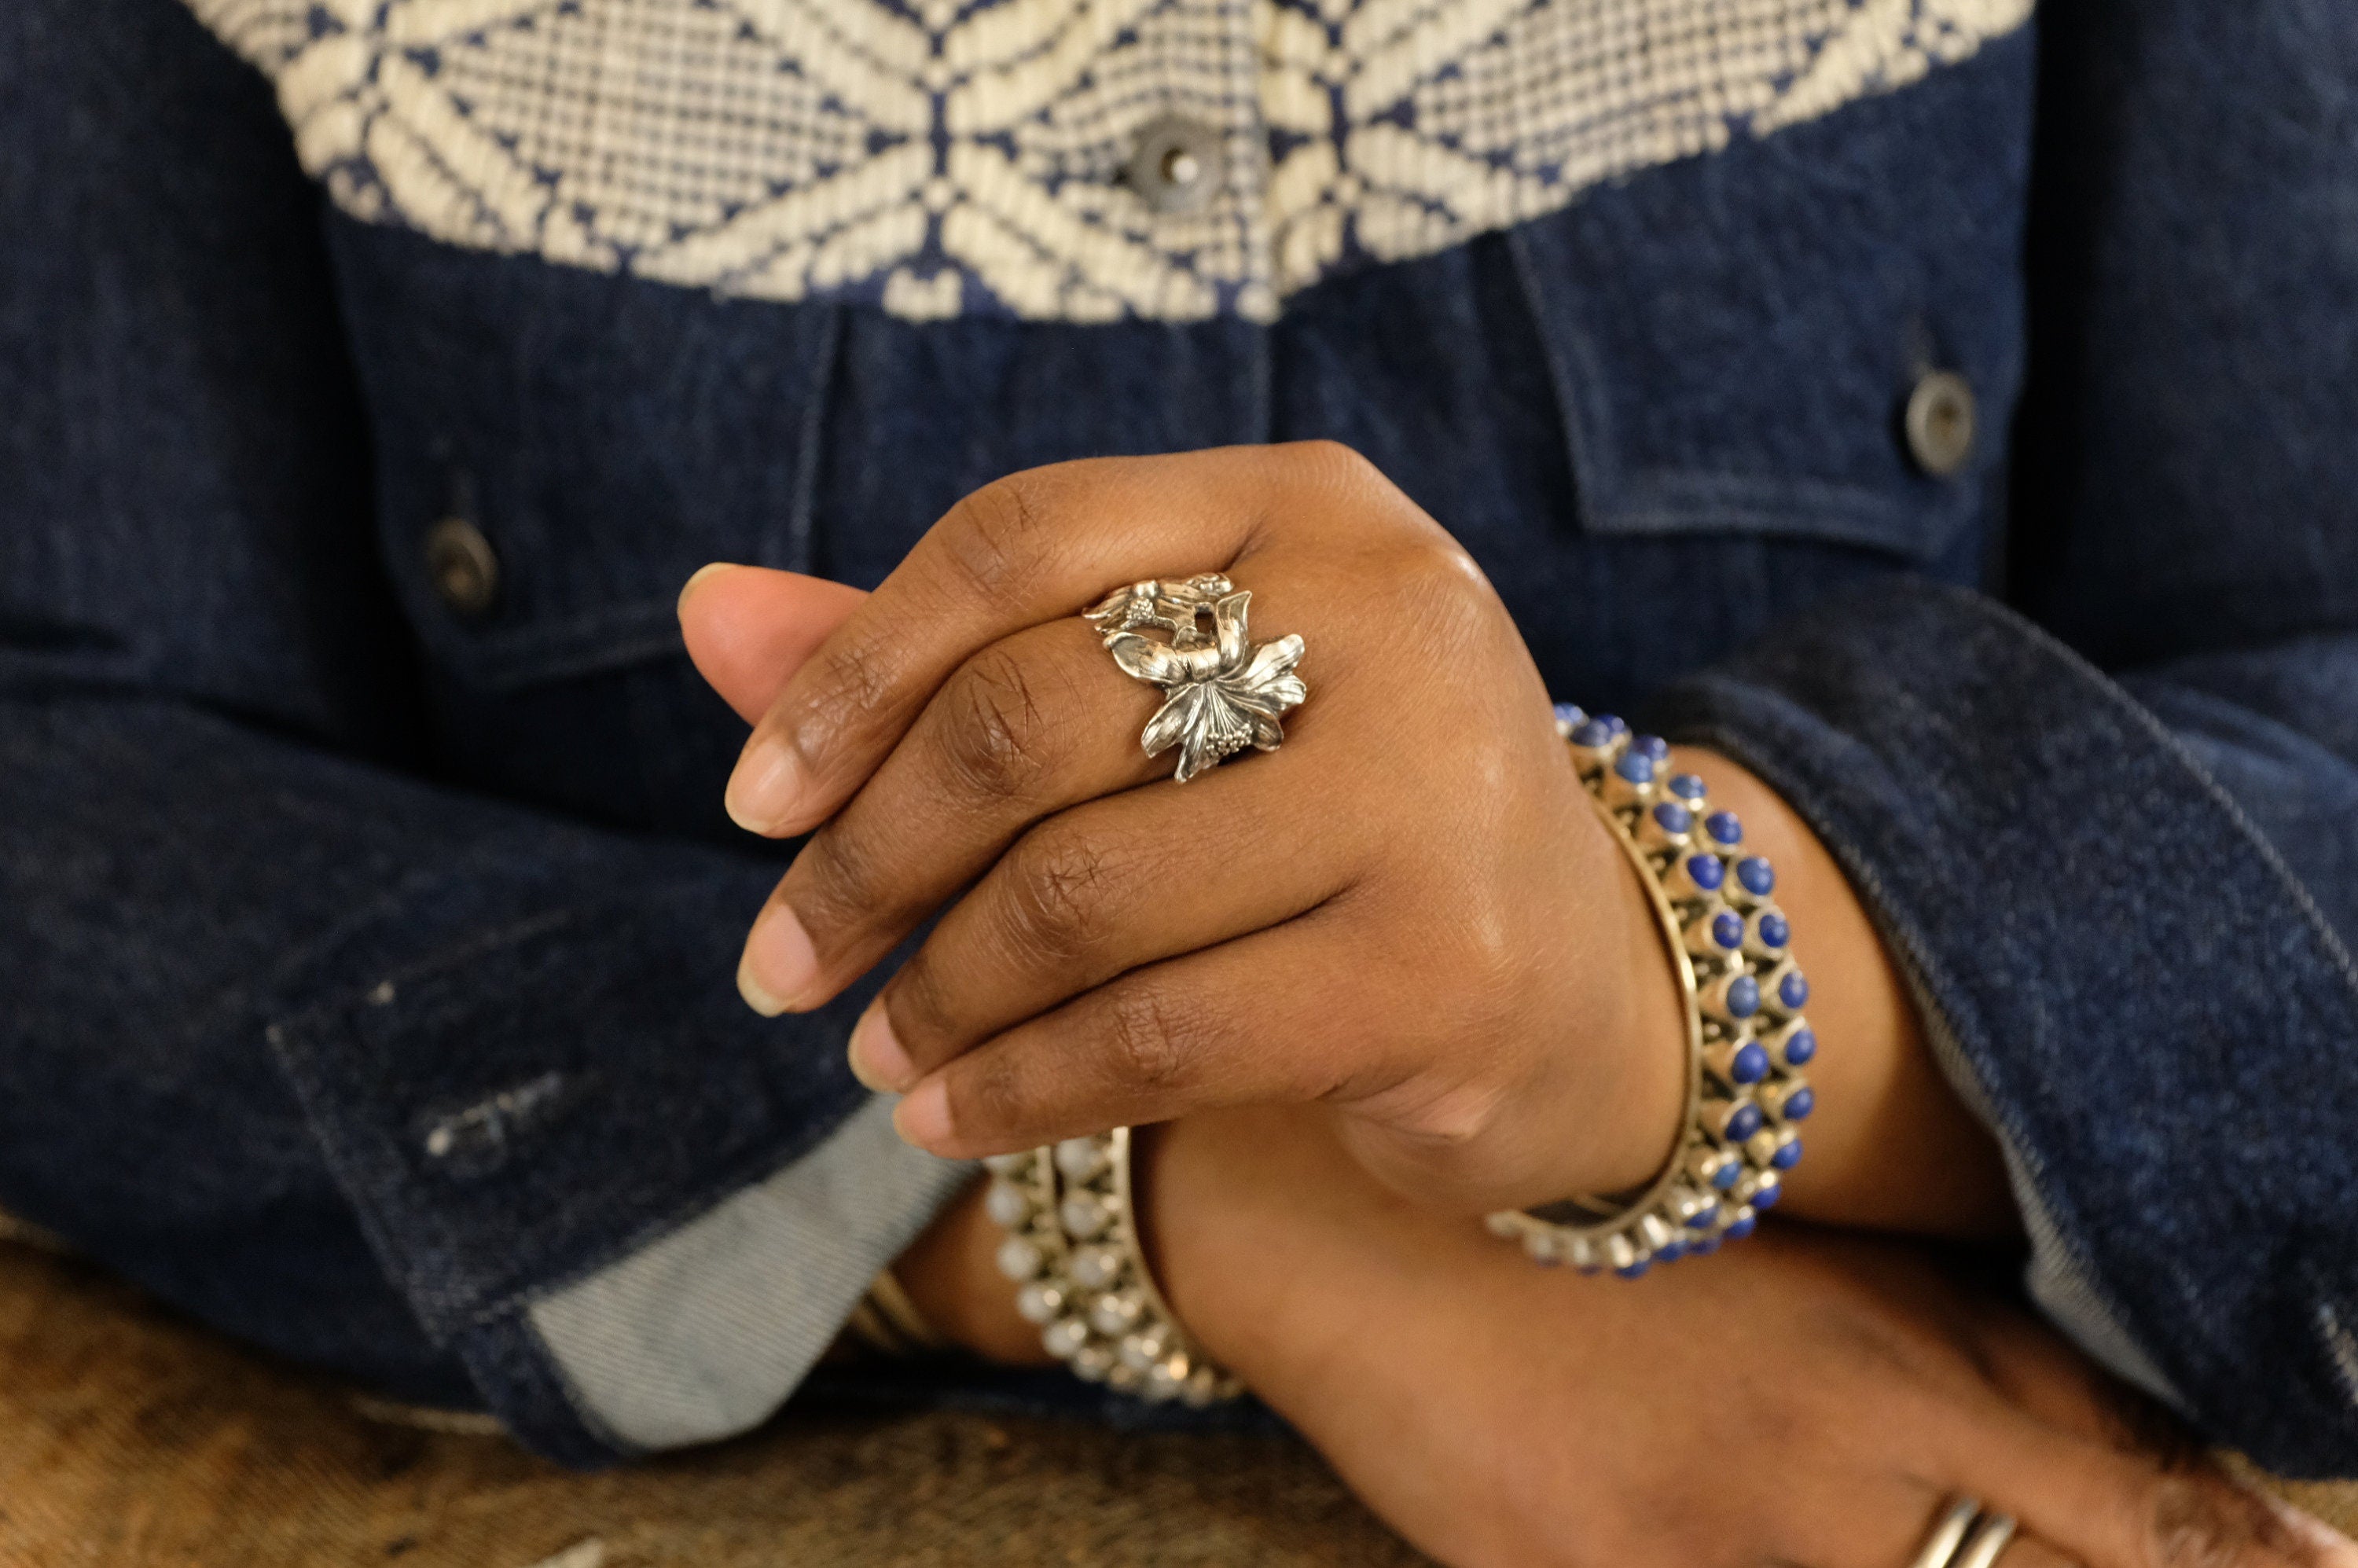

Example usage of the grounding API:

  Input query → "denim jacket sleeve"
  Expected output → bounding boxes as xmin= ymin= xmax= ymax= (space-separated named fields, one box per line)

xmin=0 ymin=0 xmax=968 ymax=1464
xmin=1653 ymin=0 xmax=2358 ymax=1478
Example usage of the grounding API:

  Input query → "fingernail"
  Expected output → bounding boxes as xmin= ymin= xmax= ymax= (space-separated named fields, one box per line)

xmin=725 ymin=738 xmax=803 ymax=835
xmin=737 ymin=903 xmax=817 ymax=1015
xmin=848 ymin=1000 xmax=915 ymax=1092
xmin=677 ymin=560 xmax=739 ymax=615
xmin=892 ymin=1078 xmax=953 ymax=1151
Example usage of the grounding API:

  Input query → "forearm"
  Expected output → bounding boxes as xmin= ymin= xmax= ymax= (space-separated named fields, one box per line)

xmin=891 ymin=1171 xmax=1057 ymax=1365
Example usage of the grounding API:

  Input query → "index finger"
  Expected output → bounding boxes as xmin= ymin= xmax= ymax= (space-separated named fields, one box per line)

xmin=720 ymin=441 xmax=1378 ymax=837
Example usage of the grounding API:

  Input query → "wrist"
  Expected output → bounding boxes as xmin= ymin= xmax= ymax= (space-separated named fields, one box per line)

xmin=1664 ymin=746 xmax=2016 ymax=1238
xmin=1137 ymin=1108 xmax=1414 ymax=1402
xmin=890 ymin=1169 xmax=1059 ymax=1366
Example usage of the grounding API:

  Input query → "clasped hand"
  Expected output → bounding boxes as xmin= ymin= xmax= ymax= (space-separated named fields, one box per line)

xmin=698 ymin=442 xmax=1684 ymax=1214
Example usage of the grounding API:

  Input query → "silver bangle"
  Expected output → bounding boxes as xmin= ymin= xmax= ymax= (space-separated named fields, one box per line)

xmin=1485 ymin=705 xmax=1818 ymax=1277
xmin=984 ymin=1129 xmax=1242 ymax=1405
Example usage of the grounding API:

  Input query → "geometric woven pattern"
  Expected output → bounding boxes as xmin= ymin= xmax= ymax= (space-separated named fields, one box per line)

xmin=184 ymin=0 xmax=2032 ymax=322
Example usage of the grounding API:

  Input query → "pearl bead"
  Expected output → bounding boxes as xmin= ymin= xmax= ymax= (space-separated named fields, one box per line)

xmin=1042 ymin=1316 xmax=1091 ymax=1358
xmin=994 ymin=1236 xmax=1044 ymax=1281
xmin=1060 ymin=1193 xmax=1113 ymax=1239
xmin=1089 ymin=1291 xmax=1144 ymax=1336
xmin=1054 ymin=1137 xmax=1107 ymax=1180
xmin=1015 ymin=1281 xmax=1066 ymax=1324
xmin=984 ymin=1181 xmax=1030 ymax=1227
xmin=1144 ymin=1356 xmax=1191 ymax=1401
xmin=1069 ymin=1245 xmax=1123 ymax=1290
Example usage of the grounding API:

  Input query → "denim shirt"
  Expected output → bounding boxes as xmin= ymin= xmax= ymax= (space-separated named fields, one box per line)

xmin=3 ymin=0 xmax=2356 ymax=1474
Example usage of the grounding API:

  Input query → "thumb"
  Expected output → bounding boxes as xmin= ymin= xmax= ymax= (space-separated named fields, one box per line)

xmin=677 ymin=564 xmax=869 ymax=724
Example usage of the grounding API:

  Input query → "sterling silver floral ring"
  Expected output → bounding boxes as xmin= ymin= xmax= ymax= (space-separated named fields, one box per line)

xmin=1082 ymin=574 xmax=1307 ymax=784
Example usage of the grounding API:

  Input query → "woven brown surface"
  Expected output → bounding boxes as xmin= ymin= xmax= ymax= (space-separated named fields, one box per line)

xmin=2 ymin=1236 xmax=2352 ymax=1567
xmin=0 ymin=1242 xmax=1427 ymax=1567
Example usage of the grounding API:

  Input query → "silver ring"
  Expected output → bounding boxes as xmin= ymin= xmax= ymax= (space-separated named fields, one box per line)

xmin=1083 ymin=573 xmax=1307 ymax=784
xmin=1910 ymin=1498 xmax=1985 ymax=1568
xmin=1952 ymin=1514 xmax=2018 ymax=1568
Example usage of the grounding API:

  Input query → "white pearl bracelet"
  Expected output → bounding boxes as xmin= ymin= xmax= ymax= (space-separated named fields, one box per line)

xmin=985 ymin=1128 xmax=1241 ymax=1405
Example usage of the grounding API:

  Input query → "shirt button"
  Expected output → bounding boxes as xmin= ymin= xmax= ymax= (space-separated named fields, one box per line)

xmin=1125 ymin=115 xmax=1224 ymax=215
xmin=424 ymin=516 xmax=500 ymax=617
xmin=1904 ymin=370 xmax=1977 ymax=478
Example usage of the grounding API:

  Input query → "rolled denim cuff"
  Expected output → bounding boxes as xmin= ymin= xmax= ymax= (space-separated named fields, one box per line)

xmin=264 ymin=835 xmax=896 ymax=1463
xmin=528 ymin=1096 xmax=973 ymax=1452
xmin=1647 ymin=578 xmax=2358 ymax=1475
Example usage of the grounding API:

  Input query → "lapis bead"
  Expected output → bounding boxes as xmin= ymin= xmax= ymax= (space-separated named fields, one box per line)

xmin=1757 ymin=911 xmax=1790 ymax=949
xmin=1614 ymin=751 xmax=1655 ymax=784
xmin=1685 ymin=1203 xmax=1721 ymax=1231
xmin=1711 ymin=912 xmax=1744 ymax=949
xmin=1686 ymin=1235 xmax=1721 ymax=1257
xmin=1706 ymin=811 xmax=1743 ymax=845
xmin=1614 ymin=1260 xmax=1651 ymax=1280
xmin=1735 ymin=857 xmax=1775 ymax=895
xmin=1653 ymin=802 xmax=1693 ymax=834
xmin=1630 ymin=734 xmax=1670 ymax=763
xmin=1724 ymin=974 xmax=1760 ymax=1018
xmin=1753 ymin=1181 xmax=1783 ymax=1210
xmin=1571 ymin=718 xmax=1615 ymax=748
xmin=1770 ymin=1138 xmax=1804 ymax=1170
xmin=1685 ymin=854 xmax=1725 ymax=891
xmin=1730 ymin=1042 xmax=1768 ymax=1084
xmin=1724 ymin=1214 xmax=1757 ymax=1241
xmin=1552 ymin=702 xmax=1587 ymax=729
xmin=1600 ymin=714 xmax=1629 ymax=738
xmin=1782 ymin=1086 xmax=1816 ymax=1121
xmin=1780 ymin=971 xmax=1809 ymax=1010
xmin=1710 ymin=1159 xmax=1742 ymax=1191
xmin=1782 ymin=1027 xmax=1818 ymax=1067
xmin=1667 ymin=773 xmax=1707 ymax=801
xmin=1653 ymin=1239 xmax=1686 ymax=1264
xmin=1727 ymin=1102 xmax=1765 ymax=1142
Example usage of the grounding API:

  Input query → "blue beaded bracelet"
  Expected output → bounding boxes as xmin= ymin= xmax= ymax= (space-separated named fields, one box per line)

xmin=1484 ymin=704 xmax=1816 ymax=1278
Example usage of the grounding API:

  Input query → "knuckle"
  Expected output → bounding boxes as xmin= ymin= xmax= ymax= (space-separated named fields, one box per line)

xmin=2143 ymin=1474 xmax=2273 ymax=1568
xmin=954 ymin=1051 xmax=1031 ymax=1142
xmin=940 ymin=646 xmax=1061 ymax=801
xmin=886 ymin=949 xmax=962 ymax=1047
xmin=1384 ymin=1077 xmax=1511 ymax=1151
xmin=1288 ymin=437 xmax=1383 ymax=489
xmin=1384 ymin=537 xmax=1493 ymax=630
xmin=1000 ymin=828 xmax=1118 ymax=963
xmin=791 ymin=636 xmax=902 ymax=753
xmin=792 ymin=825 xmax=892 ymax=938
xmin=941 ymin=472 xmax=1058 ymax=598
xmin=1101 ymin=982 xmax=1198 ymax=1092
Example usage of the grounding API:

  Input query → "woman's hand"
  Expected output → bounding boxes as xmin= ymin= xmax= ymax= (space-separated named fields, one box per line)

xmin=881 ymin=1103 xmax=2348 ymax=1568
xmin=678 ymin=447 xmax=2018 ymax=1233
xmin=1144 ymin=1107 xmax=2350 ymax=1568
xmin=696 ymin=442 xmax=1689 ymax=1213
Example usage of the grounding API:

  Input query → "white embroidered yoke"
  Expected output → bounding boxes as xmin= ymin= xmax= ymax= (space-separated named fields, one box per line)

xmin=184 ymin=0 xmax=2033 ymax=323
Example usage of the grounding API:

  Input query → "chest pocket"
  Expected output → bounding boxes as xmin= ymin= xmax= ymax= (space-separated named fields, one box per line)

xmin=1512 ymin=28 xmax=2036 ymax=565
xmin=329 ymin=221 xmax=839 ymax=698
